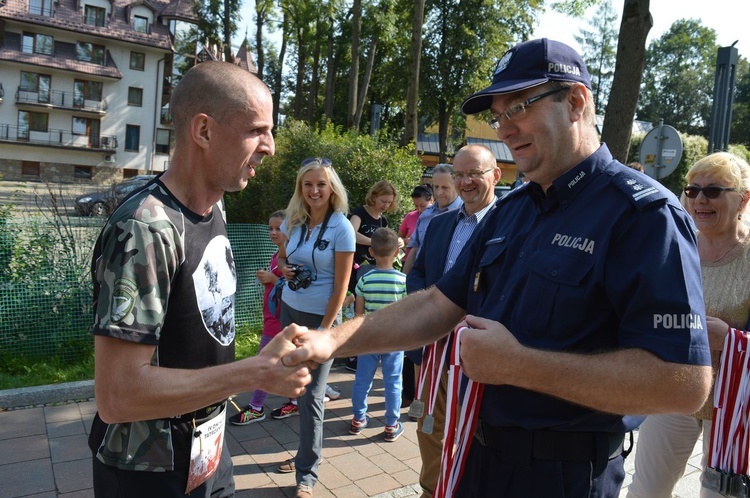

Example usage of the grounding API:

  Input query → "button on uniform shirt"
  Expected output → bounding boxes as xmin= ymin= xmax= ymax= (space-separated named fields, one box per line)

xmin=436 ymin=145 xmax=710 ymax=433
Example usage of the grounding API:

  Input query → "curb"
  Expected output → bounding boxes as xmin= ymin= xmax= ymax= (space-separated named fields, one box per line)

xmin=0 ymin=380 xmax=94 ymax=409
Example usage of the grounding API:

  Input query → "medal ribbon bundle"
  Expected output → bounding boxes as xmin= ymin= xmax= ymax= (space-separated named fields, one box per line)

xmin=410 ymin=335 xmax=450 ymax=432
xmin=434 ymin=327 xmax=485 ymax=498
xmin=707 ymin=327 xmax=750 ymax=496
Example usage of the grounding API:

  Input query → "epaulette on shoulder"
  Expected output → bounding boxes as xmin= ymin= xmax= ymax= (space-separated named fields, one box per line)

xmin=609 ymin=167 xmax=669 ymax=211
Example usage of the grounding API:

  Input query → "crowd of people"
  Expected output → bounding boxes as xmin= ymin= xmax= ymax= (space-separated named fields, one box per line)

xmin=86 ymin=37 xmax=749 ymax=498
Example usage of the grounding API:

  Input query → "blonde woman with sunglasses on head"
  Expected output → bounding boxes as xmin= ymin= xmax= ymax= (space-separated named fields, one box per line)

xmin=272 ymin=158 xmax=355 ymax=498
xmin=628 ymin=152 xmax=750 ymax=498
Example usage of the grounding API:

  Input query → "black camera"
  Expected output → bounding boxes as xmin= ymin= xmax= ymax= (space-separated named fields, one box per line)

xmin=287 ymin=264 xmax=313 ymax=291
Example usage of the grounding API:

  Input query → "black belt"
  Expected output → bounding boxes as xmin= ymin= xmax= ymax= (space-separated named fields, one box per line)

xmin=168 ymin=401 xmax=226 ymax=422
xmin=474 ymin=420 xmax=629 ymax=463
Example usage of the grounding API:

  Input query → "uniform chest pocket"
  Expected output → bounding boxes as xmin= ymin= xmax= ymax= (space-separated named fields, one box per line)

xmin=517 ymin=251 xmax=595 ymax=342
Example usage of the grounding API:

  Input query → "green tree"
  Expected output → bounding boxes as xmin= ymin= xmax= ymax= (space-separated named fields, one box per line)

xmin=224 ymin=121 xmax=423 ymax=224
xmin=638 ymin=19 xmax=718 ymax=136
xmin=421 ymin=0 xmax=543 ymax=162
xmin=195 ymin=0 xmax=242 ymax=60
xmin=600 ymin=0 xmax=651 ymax=163
xmin=574 ymin=0 xmax=618 ymax=114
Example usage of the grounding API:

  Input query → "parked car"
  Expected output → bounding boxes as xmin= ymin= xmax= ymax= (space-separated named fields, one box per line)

xmin=74 ymin=175 xmax=156 ymax=216
xmin=494 ymin=185 xmax=512 ymax=199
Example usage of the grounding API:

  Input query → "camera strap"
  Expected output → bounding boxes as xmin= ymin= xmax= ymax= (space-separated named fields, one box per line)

xmin=289 ymin=207 xmax=334 ymax=281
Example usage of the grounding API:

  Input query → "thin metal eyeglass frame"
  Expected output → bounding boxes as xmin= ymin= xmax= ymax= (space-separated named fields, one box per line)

xmin=488 ymin=86 xmax=569 ymax=130
xmin=454 ymin=167 xmax=496 ymax=181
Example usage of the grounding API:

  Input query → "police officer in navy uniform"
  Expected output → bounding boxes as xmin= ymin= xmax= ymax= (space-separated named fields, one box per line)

xmin=286 ymin=38 xmax=712 ymax=497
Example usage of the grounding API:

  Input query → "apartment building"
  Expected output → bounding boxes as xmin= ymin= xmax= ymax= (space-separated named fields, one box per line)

xmin=0 ymin=0 xmax=198 ymax=182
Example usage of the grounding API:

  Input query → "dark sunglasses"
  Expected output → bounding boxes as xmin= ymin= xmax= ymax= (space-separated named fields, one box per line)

xmin=683 ymin=185 xmax=737 ymax=199
xmin=302 ymin=157 xmax=332 ymax=167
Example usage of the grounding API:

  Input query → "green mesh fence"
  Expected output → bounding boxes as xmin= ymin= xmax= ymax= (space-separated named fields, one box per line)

xmin=0 ymin=218 xmax=274 ymax=367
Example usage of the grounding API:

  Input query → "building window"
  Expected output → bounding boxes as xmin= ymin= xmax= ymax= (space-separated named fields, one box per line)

xmin=74 ymin=166 xmax=93 ymax=179
xmin=130 ymin=52 xmax=145 ymax=71
xmin=127 ymin=87 xmax=143 ymax=106
xmin=28 ymin=0 xmax=53 ymax=16
xmin=18 ymin=111 xmax=49 ymax=139
xmin=133 ymin=15 xmax=149 ymax=33
xmin=20 ymin=72 xmax=51 ymax=103
xmin=74 ymin=79 xmax=103 ymax=107
xmin=76 ymin=42 xmax=105 ymax=65
xmin=83 ymin=5 xmax=106 ymax=27
xmin=156 ymin=129 xmax=172 ymax=154
xmin=122 ymin=169 xmax=139 ymax=179
xmin=21 ymin=33 xmax=54 ymax=56
xmin=72 ymin=116 xmax=101 ymax=144
xmin=22 ymin=161 xmax=41 ymax=177
xmin=125 ymin=125 xmax=140 ymax=151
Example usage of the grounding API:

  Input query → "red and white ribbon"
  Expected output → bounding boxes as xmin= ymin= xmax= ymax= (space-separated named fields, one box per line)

xmin=434 ymin=326 xmax=484 ymax=498
xmin=709 ymin=327 xmax=750 ymax=475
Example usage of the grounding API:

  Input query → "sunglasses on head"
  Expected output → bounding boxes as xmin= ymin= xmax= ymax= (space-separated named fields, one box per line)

xmin=683 ymin=185 xmax=737 ymax=199
xmin=302 ymin=157 xmax=332 ymax=167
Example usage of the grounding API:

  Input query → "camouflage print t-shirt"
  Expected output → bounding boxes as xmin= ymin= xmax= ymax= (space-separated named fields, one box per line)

xmin=88 ymin=179 xmax=235 ymax=471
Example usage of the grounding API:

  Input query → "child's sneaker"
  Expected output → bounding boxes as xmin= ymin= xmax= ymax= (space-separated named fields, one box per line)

xmin=229 ymin=406 xmax=266 ymax=425
xmin=349 ymin=415 xmax=370 ymax=435
xmin=271 ymin=402 xmax=299 ymax=419
xmin=384 ymin=422 xmax=404 ymax=442
xmin=324 ymin=384 xmax=341 ymax=402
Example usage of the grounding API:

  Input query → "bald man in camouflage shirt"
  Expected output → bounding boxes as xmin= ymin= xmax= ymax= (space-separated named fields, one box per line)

xmin=88 ymin=62 xmax=311 ymax=497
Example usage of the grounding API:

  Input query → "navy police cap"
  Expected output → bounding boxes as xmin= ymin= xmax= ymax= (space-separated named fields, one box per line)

xmin=461 ymin=38 xmax=592 ymax=115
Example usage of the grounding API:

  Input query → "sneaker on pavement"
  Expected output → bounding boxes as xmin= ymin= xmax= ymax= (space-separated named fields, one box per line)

xmin=349 ymin=415 xmax=371 ymax=435
xmin=271 ymin=402 xmax=299 ymax=420
xmin=324 ymin=384 xmax=341 ymax=402
xmin=295 ymin=483 xmax=313 ymax=498
xmin=384 ymin=421 xmax=404 ymax=442
xmin=278 ymin=458 xmax=295 ymax=473
xmin=345 ymin=357 xmax=357 ymax=372
xmin=229 ymin=406 xmax=265 ymax=425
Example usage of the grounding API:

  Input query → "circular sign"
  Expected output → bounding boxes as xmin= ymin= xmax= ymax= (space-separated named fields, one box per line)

xmin=639 ymin=124 xmax=683 ymax=180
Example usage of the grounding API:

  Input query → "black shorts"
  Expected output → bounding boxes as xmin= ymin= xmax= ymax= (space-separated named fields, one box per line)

xmin=92 ymin=443 xmax=235 ymax=498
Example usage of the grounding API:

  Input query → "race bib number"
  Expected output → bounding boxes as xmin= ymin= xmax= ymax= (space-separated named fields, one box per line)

xmin=186 ymin=404 xmax=226 ymax=494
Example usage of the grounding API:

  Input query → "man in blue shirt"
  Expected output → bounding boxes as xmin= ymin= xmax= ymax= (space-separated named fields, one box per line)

xmin=408 ymin=144 xmax=499 ymax=497
xmin=289 ymin=38 xmax=711 ymax=497
xmin=402 ymin=164 xmax=463 ymax=274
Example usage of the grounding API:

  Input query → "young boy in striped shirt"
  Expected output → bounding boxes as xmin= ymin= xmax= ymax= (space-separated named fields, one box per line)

xmin=348 ymin=228 xmax=407 ymax=442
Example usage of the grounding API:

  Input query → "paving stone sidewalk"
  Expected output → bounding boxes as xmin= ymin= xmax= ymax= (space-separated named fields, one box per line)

xmin=0 ymin=363 xmax=703 ymax=498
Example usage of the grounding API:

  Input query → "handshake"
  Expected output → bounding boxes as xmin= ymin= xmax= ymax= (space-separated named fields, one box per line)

xmin=249 ymin=324 xmax=336 ymax=399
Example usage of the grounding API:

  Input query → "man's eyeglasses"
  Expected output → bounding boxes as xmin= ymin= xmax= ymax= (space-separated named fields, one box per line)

xmin=454 ymin=168 xmax=495 ymax=181
xmin=683 ymin=185 xmax=737 ymax=199
xmin=488 ymin=86 xmax=569 ymax=130
xmin=302 ymin=157 xmax=332 ymax=167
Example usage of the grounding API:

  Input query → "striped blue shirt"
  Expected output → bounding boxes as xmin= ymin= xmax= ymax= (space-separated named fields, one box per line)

xmin=356 ymin=268 xmax=407 ymax=313
xmin=443 ymin=198 xmax=497 ymax=274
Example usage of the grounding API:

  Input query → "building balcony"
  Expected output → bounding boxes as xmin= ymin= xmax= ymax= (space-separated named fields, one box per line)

xmin=160 ymin=108 xmax=172 ymax=125
xmin=0 ymin=124 xmax=117 ymax=151
xmin=16 ymin=88 xmax=108 ymax=114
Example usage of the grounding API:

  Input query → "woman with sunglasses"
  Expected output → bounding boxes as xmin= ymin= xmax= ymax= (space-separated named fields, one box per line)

xmin=272 ymin=158 xmax=355 ymax=498
xmin=628 ymin=152 xmax=750 ymax=498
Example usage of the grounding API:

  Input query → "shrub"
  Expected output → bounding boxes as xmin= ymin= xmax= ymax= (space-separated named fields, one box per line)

xmin=225 ymin=120 xmax=424 ymax=224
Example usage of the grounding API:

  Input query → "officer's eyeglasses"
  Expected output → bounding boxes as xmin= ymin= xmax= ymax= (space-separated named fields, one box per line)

xmin=488 ymin=86 xmax=569 ymax=130
xmin=683 ymin=185 xmax=737 ymax=199
xmin=454 ymin=168 xmax=495 ymax=181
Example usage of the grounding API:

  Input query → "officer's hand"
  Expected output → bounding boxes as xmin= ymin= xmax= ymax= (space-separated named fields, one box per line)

xmin=254 ymin=326 xmax=312 ymax=397
xmin=459 ymin=314 xmax=522 ymax=385
xmin=282 ymin=326 xmax=337 ymax=368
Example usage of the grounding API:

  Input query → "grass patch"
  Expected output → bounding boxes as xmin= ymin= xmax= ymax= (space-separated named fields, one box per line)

xmin=0 ymin=325 xmax=263 ymax=391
